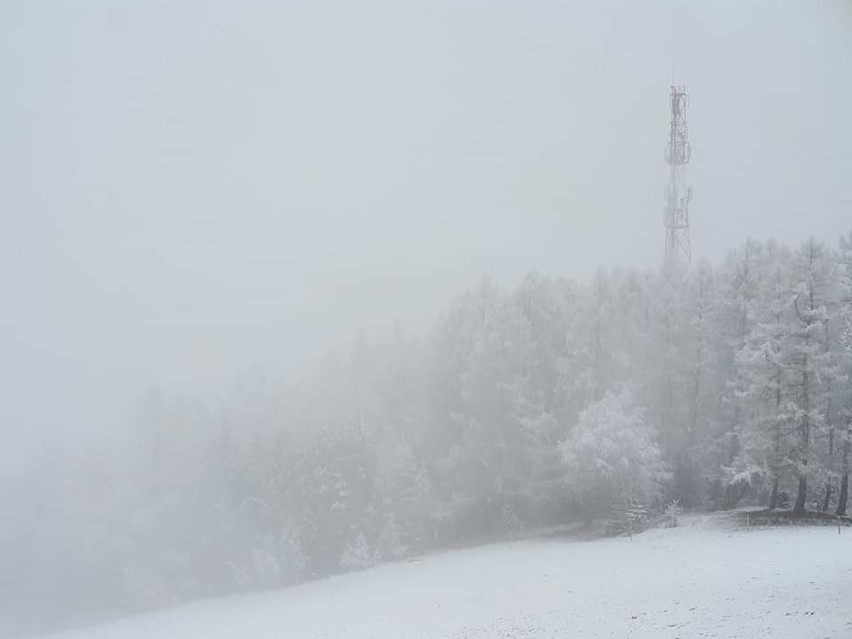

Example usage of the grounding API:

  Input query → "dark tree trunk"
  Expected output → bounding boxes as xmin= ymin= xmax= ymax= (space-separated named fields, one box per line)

xmin=822 ymin=389 xmax=834 ymax=513
xmin=793 ymin=476 xmax=807 ymax=516
xmin=792 ymin=423 xmax=810 ymax=515
xmin=768 ymin=321 xmax=783 ymax=512
xmin=768 ymin=398 xmax=782 ymax=511
xmin=837 ymin=474 xmax=849 ymax=517
xmin=792 ymin=358 xmax=810 ymax=517
xmin=792 ymin=419 xmax=809 ymax=516
xmin=837 ymin=441 xmax=850 ymax=517
xmin=768 ymin=477 xmax=780 ymax=510
xmin=821 ymin=481 xmax=832 ymax=512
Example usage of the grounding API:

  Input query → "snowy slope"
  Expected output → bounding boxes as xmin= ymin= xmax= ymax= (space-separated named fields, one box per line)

xmin=49 ymin=517 xmax=852 ymax=639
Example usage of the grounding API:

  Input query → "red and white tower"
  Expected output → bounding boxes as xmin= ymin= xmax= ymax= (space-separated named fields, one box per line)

xmin=663 ymin=85 xmax=692 ymax=269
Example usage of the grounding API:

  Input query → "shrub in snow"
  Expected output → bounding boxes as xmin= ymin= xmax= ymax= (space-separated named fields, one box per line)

xmin=251 ymin=533 xmax=280 ymax=589
xmin=121 ymin=558 xmax=167 ymax=611
xmin=501 ymin=503 xmax=522 ymax=542
xmin=606 ymin=500 xmax=650 ymax=537
xmin=340 ymin=532 xmax=378 ymax=571
xmin=228 ymin=559 xmax=254 ymax=591
xmin=276 ymin=523 xmax=308 ymax=586
xmin=663 ymin=500 xmax=682 ymax=528
xmin=378 ymin=514 xmax=408 ymax=560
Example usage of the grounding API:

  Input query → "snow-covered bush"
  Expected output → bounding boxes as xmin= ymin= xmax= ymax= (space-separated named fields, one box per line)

xmin=251 ymin=533 xmax=281 ymax=589
xmin=606 ymin=500 xmax=650 ymax=537
xmin=340 ymin=533 xmax=378 ymax=571
xmin=501 ymin=503 xmax=521 ymax=542
xmin=276 ymin=524 xmax=308 ymax=586
xmin=378 ymin=514 xmax=408 ymax=560
xmin=121 ymin=557 xmax=167 ymax=611
xmin=663 ymin=500 xmax=682 ymax=528
xmin=560 ymin=391 xmax=668 ymax=521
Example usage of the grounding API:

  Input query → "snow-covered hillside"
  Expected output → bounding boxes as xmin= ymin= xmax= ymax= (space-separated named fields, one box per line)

xmin=49 ymin=517 xmax=852 ymax=639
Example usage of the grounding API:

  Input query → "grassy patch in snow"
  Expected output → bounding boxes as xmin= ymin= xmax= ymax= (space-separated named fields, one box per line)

xmin=736 ymin=509 xmax=852 ymax=529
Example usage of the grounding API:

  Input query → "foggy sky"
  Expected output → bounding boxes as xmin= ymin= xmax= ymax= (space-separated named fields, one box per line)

xmin=2 ymin=0 xmax=851 ymax=469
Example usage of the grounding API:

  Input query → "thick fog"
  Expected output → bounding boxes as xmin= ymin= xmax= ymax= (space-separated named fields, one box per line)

xmin=3 ymin=0 xmax=850 ymax=465
xmin=2 ymin=1 xmax=852 ymax=637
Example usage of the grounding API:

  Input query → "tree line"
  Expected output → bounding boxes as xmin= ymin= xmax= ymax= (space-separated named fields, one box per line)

xmin=1 ymin=233 xmax=850 ymax=633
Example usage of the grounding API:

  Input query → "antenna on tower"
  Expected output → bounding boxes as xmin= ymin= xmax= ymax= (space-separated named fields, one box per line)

xmin=663 ymin=83 xmax=692 ymax=269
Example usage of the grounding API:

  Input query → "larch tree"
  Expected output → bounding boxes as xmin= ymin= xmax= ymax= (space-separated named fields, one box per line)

xmin=788 ymin=239 xmax=833 ymax=515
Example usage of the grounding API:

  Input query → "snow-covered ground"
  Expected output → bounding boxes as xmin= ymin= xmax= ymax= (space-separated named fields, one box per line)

xmin=50 ymin=516 xmax=852 ymax=638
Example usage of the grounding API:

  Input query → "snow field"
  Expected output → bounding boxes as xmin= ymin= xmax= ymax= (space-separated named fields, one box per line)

xmin=51 ymin=517 xmax=852 ymax=639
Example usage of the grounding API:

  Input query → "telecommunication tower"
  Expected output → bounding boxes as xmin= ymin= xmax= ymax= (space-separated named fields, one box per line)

xmin=663 ymin=85 xmax=692 ymax=268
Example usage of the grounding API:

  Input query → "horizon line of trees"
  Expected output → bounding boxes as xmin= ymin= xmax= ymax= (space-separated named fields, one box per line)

xmin=1 ymin=232 xmax=851 ymax=635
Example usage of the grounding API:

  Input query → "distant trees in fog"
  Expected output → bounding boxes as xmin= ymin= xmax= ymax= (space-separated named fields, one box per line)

xmin=2 ymin=232 xmax=851 ymax=630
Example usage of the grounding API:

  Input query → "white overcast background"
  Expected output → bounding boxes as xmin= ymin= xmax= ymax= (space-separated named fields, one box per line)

xmin=1 ymin=0 xmax=851 ymax=469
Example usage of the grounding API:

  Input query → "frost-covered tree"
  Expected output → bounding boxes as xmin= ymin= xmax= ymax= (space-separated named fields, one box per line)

xmin=788 ymin=239 xmax=834 ymax=515
xmin=560 ymin=391 xmax=668 ymax=520
xmin=730 ymin=246 xmax=793 ymax=508
xmin=834 ymin=232 xmax=852 ymax=515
